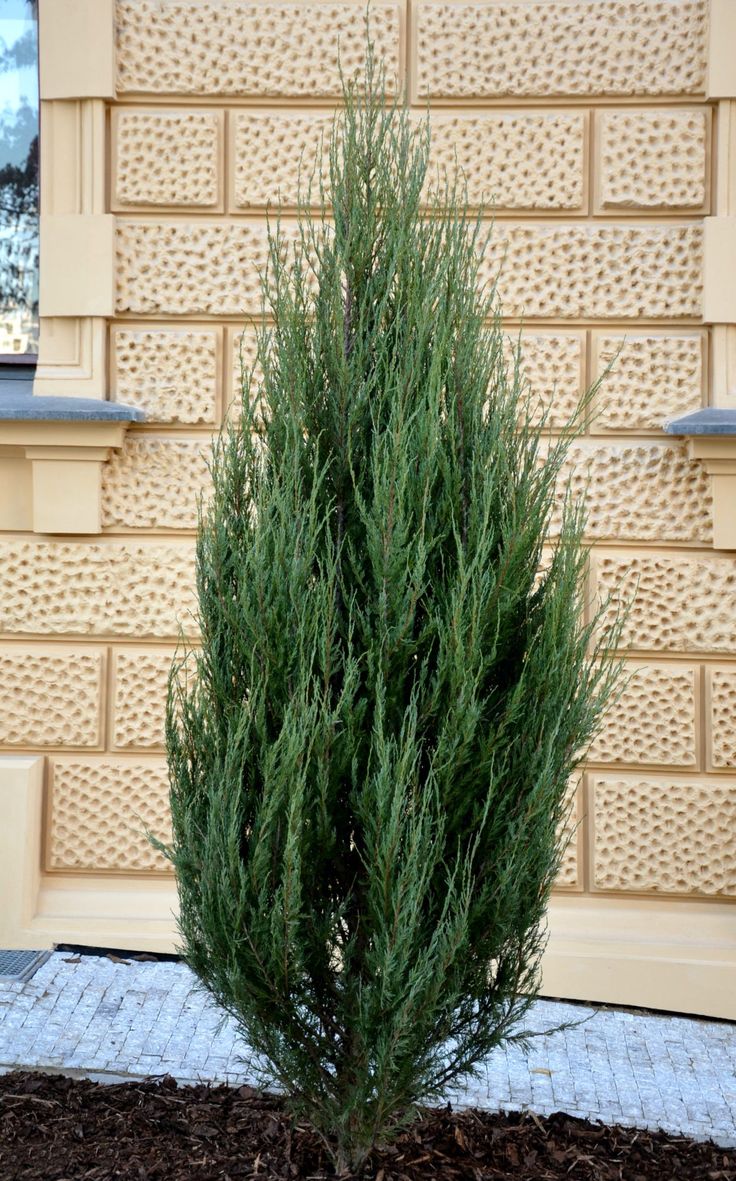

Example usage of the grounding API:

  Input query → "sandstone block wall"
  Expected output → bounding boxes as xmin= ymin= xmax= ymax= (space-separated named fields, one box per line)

xmin=5 ymin=0 xmax=733 ymax=970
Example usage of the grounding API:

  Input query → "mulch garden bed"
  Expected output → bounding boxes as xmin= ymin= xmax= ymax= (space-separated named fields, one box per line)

xmin=0 ymin=1070 xmax=732 ymax=1181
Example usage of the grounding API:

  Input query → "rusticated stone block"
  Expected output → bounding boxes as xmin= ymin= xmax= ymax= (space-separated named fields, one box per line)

xmin=0 ymin=646 xmax=104 ymax=747
xmin=112 ymin=648 xmax=173 ymax=749
xmin=111 ymin=327 xmax=220 ymax=425
xmin=589 ymin=663 xmax=698 ymax=767
xmin=594 ymin=553 xmax=736 ymax=654
xmin=484 ymin=224 xmax=702 ymax=320
xmin=415 ymin=1 xmax=707 ymax=98
xmin=508 ymin=333 xmax=585 ymax=427
xmin=553 ymin=441 xmax=711 ymax=543
xmin=118 ymin=221 xmax=702 ymax=319
xmin=116 ymin=1 xmax=401 ymax=96
xmin=231 ymin=112 xmax=332 ymax=209
xmin=428 ymin=113 xmax=586 ymax=209
xmin=591 ymin=333 xmax=704 ymax=433
xmin=231 ymin=110 xmax=587 ymax=211
xmin=0 ymin=541 xmax=196 ymax=638
xmin=228 ymin=325 xmax=263 ymax=419
xmin=557 ymin=778 xmax=582 ymax=890
xmin=595 ymin=109 xmax=709 ymax=211
xmin=48 ymin=757 xmax=171 ymax=872
xmin=116 ymin=221 xmax=298 ymax=315
xmin=592 ymin=774 xmax=736 ymax=896
xmin=707 ymin=667 xmax=736 ymax=770
xmin=102 ymin=438 xmax=212 ymax=530
xmin=112 ymin=109 xmax=222 ymax=208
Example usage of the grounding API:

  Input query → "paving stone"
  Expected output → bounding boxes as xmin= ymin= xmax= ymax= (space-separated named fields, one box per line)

xmin=0 ymin=953 xmax=734 ymax=1146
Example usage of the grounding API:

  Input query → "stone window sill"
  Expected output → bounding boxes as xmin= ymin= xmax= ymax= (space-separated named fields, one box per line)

xmin=0 ymin=388 xmax=144 ymax=534
xmin=665 ymin=409 xmax=736 ymax=550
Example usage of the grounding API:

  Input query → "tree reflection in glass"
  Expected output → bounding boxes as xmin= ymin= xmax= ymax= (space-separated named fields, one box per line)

xmin=0 ymin=0 xmax=37 ymax=357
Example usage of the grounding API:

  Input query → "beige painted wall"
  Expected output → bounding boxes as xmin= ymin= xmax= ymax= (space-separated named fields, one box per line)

xmin=2 ymin=0 xmax=735 ymax=1018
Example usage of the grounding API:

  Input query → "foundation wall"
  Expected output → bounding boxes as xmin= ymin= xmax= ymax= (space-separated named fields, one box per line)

xmin=2 ymin=0 xmax=734 ymax=1018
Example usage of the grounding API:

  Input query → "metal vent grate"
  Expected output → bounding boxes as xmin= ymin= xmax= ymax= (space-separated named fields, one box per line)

xmin=0 ymin=949 xmax=50 ymax=983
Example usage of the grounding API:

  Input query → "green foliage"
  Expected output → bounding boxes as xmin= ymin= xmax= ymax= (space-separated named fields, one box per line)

xmin=164 ymin=54 xmax=621 ymax=1174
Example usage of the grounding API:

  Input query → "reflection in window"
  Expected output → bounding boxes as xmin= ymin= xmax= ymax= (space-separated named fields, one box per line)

xmin=0 ymin=0 xmax=37 ymax=357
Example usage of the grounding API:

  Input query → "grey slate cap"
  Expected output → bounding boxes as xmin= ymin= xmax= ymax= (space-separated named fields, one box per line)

xmin=664 ymin=407 xmax=736 ymax=436
xmin=0 ymin=383 xmax=145 ymax=422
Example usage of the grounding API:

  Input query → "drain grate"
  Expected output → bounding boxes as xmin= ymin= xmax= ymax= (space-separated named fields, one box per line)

xmin=0 ymin=949 xmax=51 ymax=983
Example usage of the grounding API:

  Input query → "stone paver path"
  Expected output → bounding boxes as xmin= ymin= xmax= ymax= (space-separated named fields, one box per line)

xmin=1 ymin=952 xmax=734 ymax=1147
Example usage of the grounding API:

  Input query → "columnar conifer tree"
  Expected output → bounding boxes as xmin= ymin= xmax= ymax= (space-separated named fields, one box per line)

xmin=164 ymin=53 xmax=621 ymax=1174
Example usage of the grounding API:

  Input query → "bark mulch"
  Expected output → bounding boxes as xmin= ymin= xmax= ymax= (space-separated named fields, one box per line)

xmin=0 ymin=1070 xmax=733 ymax=1181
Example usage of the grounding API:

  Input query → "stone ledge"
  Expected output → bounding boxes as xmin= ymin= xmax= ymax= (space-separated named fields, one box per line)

xmin=665 ymin=407 xmax=736 ymax=435
xmin=0 ymin=387 xmax=145 ymax=423
xmin=0 ymin=390 xmax=143 ymax=534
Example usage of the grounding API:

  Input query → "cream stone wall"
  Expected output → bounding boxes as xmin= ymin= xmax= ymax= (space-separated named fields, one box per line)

xmin=2 ymin=0 xmax=735 ymax=1016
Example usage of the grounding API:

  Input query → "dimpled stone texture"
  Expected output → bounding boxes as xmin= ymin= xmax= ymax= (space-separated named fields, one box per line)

xmin=228 ymin=326 xmax=263 ymax=419
xmin=116 ymin=1 xmax=401 ymax=96
xmin=0 ymin=542 xmax=196 ymax=638
xmin=595 ymin=553 xmax=736 ymax=654
xmin=48 ymin=759 xmax=171 ymax=872
xmin=118 ymin=222 xmax=702 ymax=319
xmin=116 ymin=222 xmax=302 ymax=315
xmin=0 ymin=647 xmax=104 ymax=747
xmin=112 ymin=328 xmax=219 ymax=425
xmin=597 ymin=110 xmax=708 ymax=210
xmin=482 ymin=224 xmax=702 ymax=320
xmin=232 ymin=110 xmax=586 ymax=210
xmin=592 ymin=334 xmax=703 ymax=432
xmin=592 ymin=775 xmax=736 ymax=896
xmin=102 ymin=438 xmax=212 ymax=530
xmin=557 ymin=779 xmax=581 ymax=889
xmin=415 ymin=1 xmax=707 ymax=98
xmin=113 ymin=650 xmax=173 ymax=749
xmin=506 ymin=333 xmax=584 ymax=427
xmin=428 ymin=113 xmax=585 ymax=209
xmin=553 ymin=441 xmax=711 ymax=543
xmin=589 ymin=664 xmax=697 ymax=766
xmin=231 ymin=113 xmax=332 ymax=208
xmin=114 ymin=110 xmax=220 ymax=207
xmin=708 ymin=668 xmax=736 ymax=770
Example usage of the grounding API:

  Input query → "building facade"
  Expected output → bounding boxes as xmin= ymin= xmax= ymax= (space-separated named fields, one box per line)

xmin=0 ymin=0 xmax=734 ymax=1020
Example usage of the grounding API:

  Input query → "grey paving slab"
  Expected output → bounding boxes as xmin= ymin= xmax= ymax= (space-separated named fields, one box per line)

xmin=0 ymin=952 xmax=734 ymax=1148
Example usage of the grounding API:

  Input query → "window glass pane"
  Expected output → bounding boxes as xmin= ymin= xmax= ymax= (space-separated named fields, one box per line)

xmin=0 ymin=0 xmax=37 ymax=357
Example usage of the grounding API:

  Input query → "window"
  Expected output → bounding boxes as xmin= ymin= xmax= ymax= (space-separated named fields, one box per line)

xmin=0 ymin=0 xmax=37 ymax=364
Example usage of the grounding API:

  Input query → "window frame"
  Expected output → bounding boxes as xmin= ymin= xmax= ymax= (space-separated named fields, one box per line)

xmin=0 ymin=0 xmax=39 ymax=373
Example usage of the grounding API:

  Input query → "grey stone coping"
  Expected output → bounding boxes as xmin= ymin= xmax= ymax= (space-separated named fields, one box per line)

xmin=664 ymin=408 xmax=736 ymax=436
xmin=0 ymin=383 xmax=145 ymax=422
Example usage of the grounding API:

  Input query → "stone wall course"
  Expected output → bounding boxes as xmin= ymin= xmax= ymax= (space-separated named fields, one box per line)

xmin=116 ymin=1 xmax=402 ymax=97
xmin=414 ymin=0 xmax=707 ymax=100
xmin=0 ymin=542 xmax=196 ymax=639
xmin=230 ymin=110 xmax=587 ymax=212
xmin=117 ymin=222 xmax=703 ymax=320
